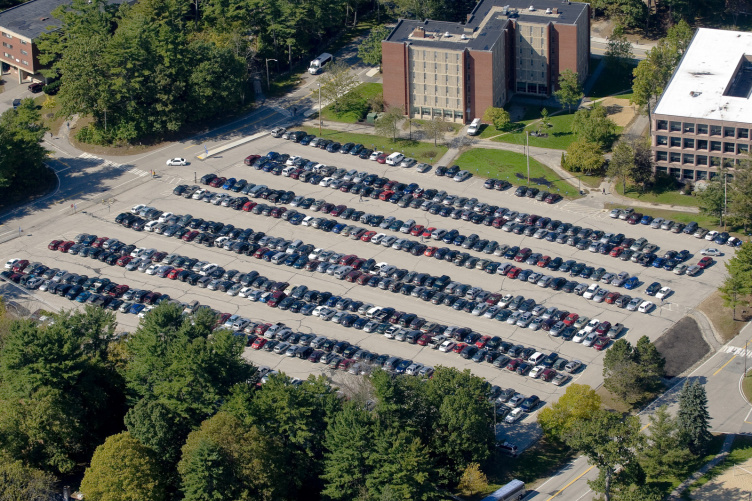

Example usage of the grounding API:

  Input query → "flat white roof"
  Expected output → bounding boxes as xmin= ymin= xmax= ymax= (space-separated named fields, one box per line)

xmin=655 ymin=28 xmax=752 ymax=123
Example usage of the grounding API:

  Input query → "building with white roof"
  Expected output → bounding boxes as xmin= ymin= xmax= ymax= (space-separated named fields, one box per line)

xmin=653 ymin=28 xmax=752 ymax=181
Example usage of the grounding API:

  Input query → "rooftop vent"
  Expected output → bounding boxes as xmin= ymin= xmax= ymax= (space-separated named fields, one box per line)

xmin=529 ymin=5 xmax=535 ymax=11
xmin=444 ymin=32 xmax=451 ymax=38
xmin=461 ymin=34 xmax=469 ymax=40
xmin=412 ymin=26 xmax=425 ymax=38
xmin=502 ymin=4 xmax=510 ymax=14
xmin=689 ymin=91 xmax=702 ymax=97
xmin=545 ymin=8 xmax=552 ymax=13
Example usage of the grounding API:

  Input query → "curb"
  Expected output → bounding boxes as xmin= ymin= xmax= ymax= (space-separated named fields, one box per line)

xmin=197 ymin=131 xmax=271 ymax=160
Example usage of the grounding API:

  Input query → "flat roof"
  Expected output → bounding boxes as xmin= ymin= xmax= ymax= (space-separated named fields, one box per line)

xmin=655 ymin=28 xmax=752 ymax=123
xmin=0 ymin=0 xmax=122 ymax=40
xmin=385 ymin=0 xmax=588 ymax=52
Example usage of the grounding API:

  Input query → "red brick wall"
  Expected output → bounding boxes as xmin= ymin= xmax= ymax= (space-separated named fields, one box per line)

xmin=551 ymin=24 xmax=577 ymax=89
xmin=382 ymin=41 xmax=408 ymax=115
xmin=468 ymin=51 xmax=493 ymax=123
xmin=0 ymin=30 xmax=36 ymax=74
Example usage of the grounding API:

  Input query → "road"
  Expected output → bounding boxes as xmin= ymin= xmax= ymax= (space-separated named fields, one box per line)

xmin=591 ymin=37 xmax=652 ymax=60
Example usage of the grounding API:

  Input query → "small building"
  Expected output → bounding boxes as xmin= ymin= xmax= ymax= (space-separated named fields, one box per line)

xmin=652 ymin=28 xmax=752 ymax=181
xmin=381 ymin=0 xmax=590 ymax=124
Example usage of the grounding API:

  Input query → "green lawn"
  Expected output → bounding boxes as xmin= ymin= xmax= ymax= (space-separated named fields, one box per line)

xmin=454 ymin=148 xmax=582 ymax=198
xmin=615 ymin=181 xmax=701 ymax=208
xmin=487 ymin=111 xmax=578 ymax=150
xmin=403 ymin=118 xmax=461 ymax=135
xmin=683 ymin=435 xmax=752 ymax=497
xmin=300 ymin=126 xmax=447 ymax=164
xmin=320 ymin=83 xmax=383 ymax=124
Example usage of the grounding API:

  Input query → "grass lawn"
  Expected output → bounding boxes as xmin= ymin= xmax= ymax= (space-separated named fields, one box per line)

xmin=587 ymin=63 xmax=636 ymax=99
xmin=484 ymin=112 xmax=578 ymax=150
xmin=581 ymin=174 xmax=604 ymax=188
xmin=615 ymin=180 xmax=701 ymax=208
xmin=33 ymin=95 xmax=65 ymax=136
xmin=403 ymin=118 xmax=461 ymax=135
xmin=698 ymin=291 xmax=751 ymax=344
xmin=744 ymin=374 xmax=752 ymax=402
xmin=454 ymin=148 xmax=582 ymax=198
xmin=300 ymin=126 xmax=447 ymax=164
xmin=683 ymin=435 xmax=752 ymax=497
xmin=320 ymin=83 xmax=383 ymax=124
xmin=611 ymin=90 xmax=634 ymax=101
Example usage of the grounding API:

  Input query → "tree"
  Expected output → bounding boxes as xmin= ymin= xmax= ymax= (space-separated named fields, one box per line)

xmin=719 ymin=242 xmax=752 ymax=319
xmin=554 ymin=70 xmax=583 ymax=112
xmin=482 ymin=106 xmax=511 ymax=131
xmin=572 ymin=104 xmax=617 ymax=148
xmin=539 ymin=107 xmax=550 ymax=130
xmin=563 ymin=140 xmax=605 ymax=174
xmin=698 ymin=176 xmax=726 ymax=226
xmin=457 ymin=463 xmax=488 ymax=497
xmin=80 ymin=432 xmax=167 ymax=501
xmin=0 ymin=453 xmax=58 ymax=500
xmin=630 ymin=139 xmax=654 ymax=192
xmin=640 ymin=406 xmax=694 ymax=478
xmin=538 ymin=384 xmax=602 ymax=441
xmin=375 ymin=106 xmax=404 ymax=140
xmin=565 ymin=410 xmax=643 ymax=501
xmin=322 ymin=402 xmax=375 ymax=500
xmin=602 ymin=337 xmax=664 ymax=406
xmin=609 ymin=142 xmax=635 ymax=195
xmin=729 ymin=158 xmax=752 ymax=231
xmin=320 ymin=61 xmax=360 ymax=112
xmin=606 ymin=25 xmax=634 ymax=74
xmin=610 ymin=0 xmax=648 ymax=30
xmin=677 ymin=380 xmax=713 ymax=455
xmin=423 ymin=114 xmax=448 ymax=146
xmin=0 ymin=100 xmax=49 ymax=191
xmin=358 ymin=25 xmax=391 ymax=68
xmin=366 ymin=431 xmax=437 ymax=501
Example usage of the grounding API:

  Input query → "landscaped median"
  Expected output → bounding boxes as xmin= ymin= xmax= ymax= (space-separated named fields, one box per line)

xmin=454 ymin=148 xmax=583 ymax=199
xmin=299 ymin=126 xmax=447 ymax=164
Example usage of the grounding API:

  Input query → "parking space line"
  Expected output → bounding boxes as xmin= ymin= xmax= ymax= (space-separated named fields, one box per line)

xmin=713 ymin=355 xmax=737 ymax=376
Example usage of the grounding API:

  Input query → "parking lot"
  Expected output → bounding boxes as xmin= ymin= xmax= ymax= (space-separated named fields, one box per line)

xmin=0 ymin=131 xmax=730 ymax=448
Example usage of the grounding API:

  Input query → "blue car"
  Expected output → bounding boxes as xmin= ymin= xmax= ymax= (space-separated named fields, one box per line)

xmin=129 ymin=303 xmax=145 ymax=314
xmin=623 ymin=277 xmax=639 ymax=290
xmin=651 ymin=257 xmax=666 ymax=268
xmin=266 ymin=151 xmax=279 ymax=160
xmin=222 ymin=178 xmax=236 ymax=190
xmin=332 ymin=223 xmax=347 ymax=234
xmin=640 ymin=215 xmax=653 ymax=225
xmin=75 ymin=291 xmax=92 ymax=303
xmin=714 ymin=232 xmax=730 ymax=245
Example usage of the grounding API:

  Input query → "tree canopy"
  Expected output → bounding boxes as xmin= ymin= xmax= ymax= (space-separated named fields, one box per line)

xmin=602 ymin=337 xmax=665 ymax=406
xmin=554 ymin=70 xmax=583 ymax=112
xmin=0 ymin=99 xmax=49 ymax=192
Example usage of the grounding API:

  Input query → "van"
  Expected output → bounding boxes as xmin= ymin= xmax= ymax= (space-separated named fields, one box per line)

xmin=309 ymin=53 xmax=333 ymax=74
xmin=467 ymin=118 xmax=482 ymax=135
xmin=528 ymin=351 xmax=545 ymax=365
xmin=480 ymin=479 xmax=525 ymax=501
xmin=282 ymin=166 xmax=296 ymax=176
xmin=385 ymin=152 xmax=405 ymax=165
xmin=334 ymin=266 xmax=353 ymax=279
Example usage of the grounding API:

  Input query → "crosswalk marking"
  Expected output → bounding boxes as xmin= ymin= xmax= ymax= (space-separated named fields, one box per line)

xmin=722 ymin=345 xmax=752 ymax=357
xmin=78 ymin=153 xmax=150 ymax=177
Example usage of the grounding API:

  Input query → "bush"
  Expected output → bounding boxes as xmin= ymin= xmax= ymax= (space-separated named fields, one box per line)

xmin=42 ymin=80 xmax=61 ymax=95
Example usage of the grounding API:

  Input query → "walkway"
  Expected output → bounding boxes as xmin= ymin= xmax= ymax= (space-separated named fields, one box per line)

xmin=667 ymin=434 xmax=737 ymax=500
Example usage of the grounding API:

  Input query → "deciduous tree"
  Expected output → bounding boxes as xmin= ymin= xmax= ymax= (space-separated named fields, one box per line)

xmin=572 ymin=104 xmax=617 ymax=148
xmin=609 ymin=142 xmax=635 ymax=195
xmin=719 ymin=242 xmax=752 ymax=318
xmin=375 ymin=106 xmax=404 ymax=140
xmin=457 ymin=462 xmax=488 ymax=497
xmin=606 ymin=25 xmax=634 ymax=73
xmin=563 ymin=140 xmax=605 ymax=174
xmin=554 ymin=70 xmax=583 ymax=112
xmin=0 ymin=453 xmax=57 ymax=500
xmin=538 ymin=384 xmax=602 ymax=440
xmin=359 ymin=25 xmax=391 ymax=68
xmin=482 ymin=107 xmax=511 ymax=131
xmin=423 ymin=114 xmax=448 ymax=146
xmin=320 ymin=61 xmax=360 ymax=112
xmin=698 ymin=176 xmax=726 ymax=226
xmin=0 ymin=100 xmax=49 ymax=191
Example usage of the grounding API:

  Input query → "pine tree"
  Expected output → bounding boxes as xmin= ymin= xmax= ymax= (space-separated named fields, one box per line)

xmin=677 ymin=380 xmax=713 ymax=455
xmin=366 ymin=430 xmax=437 ymax=500
xmin=640 ymin=406 xmax=694 ymax=478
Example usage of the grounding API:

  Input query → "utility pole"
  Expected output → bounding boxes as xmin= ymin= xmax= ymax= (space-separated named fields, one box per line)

xmin=266 ymin=58 xmax=277 ymax=91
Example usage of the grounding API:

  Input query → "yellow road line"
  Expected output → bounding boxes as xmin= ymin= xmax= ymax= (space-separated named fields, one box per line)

xmin=713 ymin=355 xmax=737 ymax=376
xmin=546 ymin=465 xmax=595 ymax=500
xmin=640 ymin=422 xmax=651 ymax=432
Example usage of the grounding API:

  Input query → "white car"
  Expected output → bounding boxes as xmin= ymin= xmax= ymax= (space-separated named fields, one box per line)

xmin=572 ymin=329 xmax=588 ymax=343
xmin=655 ymin=287 xmax=672 ymax=300
xmin=369 ymin=150 xmax=383 ymax=161
xmin=582 ymin=332 xmax=598 ymax=347
xmin=609 ymin=208 xmax=622 ymax=218
xmin=638 ymin=300 xmax=655 ymax=313
xmin=505 ymin=407 xmax=524 ymax=424
xmin=439 ymin=340 xmax=456 ymax=352
xmin=166 ymin=157 xmax=187 ymax=166
xmin=583 ymin=284 xmax=600 ymax=300
xmin=583 ymin=318 xmax=600 ymax=333
xmin=138 ymin=305 xmax=153 ymax=318
xmin=145 ymin=264 xmax=160 ymax=275
xmin=701 ymin=248 xmax=723 ymax=256
xmin=4 ymin=258 xmax=19 ymax=270
xmin=529 ymin=365 xmax=545 ymax=379
xmin=144 ymin=221 xmax=160 ymax=232
xmin=158 ymin=211 xmax=174 ymax=223
xmin=705 ymin=230 xmax=719 ymax=241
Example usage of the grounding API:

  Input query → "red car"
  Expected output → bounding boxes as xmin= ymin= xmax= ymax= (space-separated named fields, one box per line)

xmin=254 ymin=323 xmax=271 ymax=336
xmin=345 ymin=270 xmax=362 ymax=282
xmin=376 ymin=153 xmax=388 ymax=163
xmin=251 ymin=337 xmax=267 ymax=350
xmin=253 ymin=247 xmax=270 ymax=258
xmin=242 ymin=201 xmax=257 ymax=212
xmin=361 ymin=231 xmax=376 ymax=242
xmin=541 ymin=368 xmax=557 ymax=382
xmin=410 ymin=225 xmax=425 ymax=237
xmin=507 ymin=267 xmax=521 ymax=279
xmin=389 ymin=312 xmax=405 ymax=324
xmin=513 ymin=248 xmax=531 ymax=262
xmin=356 ymin=273 xmax=372 ymax=285
xmin=92 ymin=237 xmax=108 ymax=248
xmin=562 ymin=313 xmax=579 ymax=326
xmin=267 ymin=291 xmax=286 ymax=307
xmin=270 ymin=207 xmax=287 ymax=218
xmin=330 ymin=205 xmax=347 ymax=216
xmin=537 ymin=256 xmax=551 ymax=267
xmin=605 ymin=291 xmax=621 ymax=304
xmin=183 ymin=230 xmax=199 ymax=241
xmin=506 ymin=359 xmax=521 ymax=371
xmin=609 ymin=247 xmax=623 ymax=258
xmin=452 ymin=342 xmax=468 ymax=354
xmin=59 ymin=241 xmax=75 ymax=252
xmin=417 ymin=334 xmax=433 ymax=346
xmin=244 ymin=154 xmax=260 ymax=166
xmin=378 ymin=190 xmax=394 ymax=201
xmin=422 ymin=227 xmax=436 ymax=238
xmin=475 ymin=335 xmax=490 ymax=348
xmin=209 ymin=177 xmax=226 ymax=188
xmin=339 ymin=254 xmax=357 ymax=266
xmin=48 ymin=240 xmax=63 ymax=250
xmin=11 ymin=260 xmax=29 ymax=272
xmin=593 ymin=336 xmax=610 ymax=351
xmin=116 ymin=255 xmax=132 ymax=267
xmin=151 ymin=251 xmax=167 ymax=262
xmin=595 ymin=321 xmax=612 ymax=335
xmin=167 ymin=268 xmax=182 ymax=279
xmin=424 ymin=246 xmax=438 ymax=257
xmin=698 ymin=257 xmax=714 ymax=269
xmin=109 ymin=284 xmax=129 ymax=297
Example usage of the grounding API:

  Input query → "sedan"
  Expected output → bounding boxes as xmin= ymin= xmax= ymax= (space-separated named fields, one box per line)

xmin=700 ymin=248 xmax=722 ymax=256
xmin=166 ymin=157 xmax=188 ymax=166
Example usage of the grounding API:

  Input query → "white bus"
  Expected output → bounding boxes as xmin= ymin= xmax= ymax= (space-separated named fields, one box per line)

xmin=309 ymin=53 xmax=333 ymax=74
xmin=480 ymin=479 xmax=526 ymax=501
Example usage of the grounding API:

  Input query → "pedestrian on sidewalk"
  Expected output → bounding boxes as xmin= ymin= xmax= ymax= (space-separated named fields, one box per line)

xmin=602 ymin=188 xmax=605 ymax=195
xmin=359 ymin=194 xmax=363 ymax=202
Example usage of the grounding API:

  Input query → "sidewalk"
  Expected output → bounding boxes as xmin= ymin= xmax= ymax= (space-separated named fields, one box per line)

xmin=667 ymin=434 xmax=737 ymax=500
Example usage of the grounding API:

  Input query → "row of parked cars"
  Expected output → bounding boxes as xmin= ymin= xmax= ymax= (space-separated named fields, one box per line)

xmin=610 ymin=208 xmax=744 ymax=247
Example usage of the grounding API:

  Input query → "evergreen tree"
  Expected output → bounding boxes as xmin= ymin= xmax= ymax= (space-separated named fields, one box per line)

xmin=322 ymin=402 xmax=375 ymax=499
xmin=677 ymin=380 xmax=713 ymax=455
xmin=0 ymin=99 xmax=49 ymax=192
xmin=179 ymin=437 xmax=237 ymax=501
xmin=640 ymin=406 xmax=694 ymax=478
xmin=366 ymin=430 xmax=437 ymax=501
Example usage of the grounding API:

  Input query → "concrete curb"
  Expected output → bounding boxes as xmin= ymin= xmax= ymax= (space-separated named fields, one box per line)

xmin=196 ymin=131 xmax=271 ymax=160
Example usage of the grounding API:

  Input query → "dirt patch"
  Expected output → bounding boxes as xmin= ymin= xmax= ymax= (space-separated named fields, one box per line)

xmin=691 ymin=456 xmax=752 ymax=500
xmin=654 ymin=316 xmax=710 ymax=378
xmin=697 ymin=291 xmax=752 ymax=343
xmin=598 ymin=97 xmax=637 ymax=127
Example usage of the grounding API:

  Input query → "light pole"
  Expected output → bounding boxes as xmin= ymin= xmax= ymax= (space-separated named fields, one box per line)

xmin=526 ymin=130 xmax=530 ymax=186
xmin=318 ymin=83 xmax=322 ymax=136
xmin=265 ymin=58 xmax=277 ymax=91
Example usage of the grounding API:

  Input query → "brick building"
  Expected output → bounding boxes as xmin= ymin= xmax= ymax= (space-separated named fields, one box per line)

xmin=652 ymin=28 xmax=752 ymax=181
xmin=381 ymin=0 xmax=590 ymax=124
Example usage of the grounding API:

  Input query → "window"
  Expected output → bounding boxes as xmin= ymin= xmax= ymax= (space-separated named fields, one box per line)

xmin=656 ymin=120 xmax=668 ymax=130
xmin=656 ymin=135 xmax=668 ymax=146
xmin=20 ymin=40 xmax=26 ymax=45
xmin=1 ymin=32 xmax=10 ymax=39
xmin=21 ymin=60 xmax=27 ymax=66
xmin=538 ymin=84 xmax=547 ymax=94
xmin=670 ymin=121 xmax=681 ymax=132
xmin=697 ymin=139 xmax=708 ymax=150
xmin=739 ymin=128 xmax=749 ymax=139
xmin=2 ymin=52 xmax=9 ymax=58
xmin=683 ymin=169 xmax=695 ymax=179
xmin=2 ymin=42 xmax=12 ymax=49
xmin=683 ymin=123 xmax=695 ymax=133
xmin=527 ymin=83 xmax=536 ymax=93
xmin=670 ymin=152 xmax=681 ymax=163
xmin=656 ymin=151 xmax=668 ymax=161
xmin=724 ymin=142 xmax=735 ymax=153
xmin=20 ymin=49 xmax=27 ymax=56
xmin=683 ymin=154 xmax=694 ymax=164
xmin=683 ymin=138 xmax=695 ymax=148
xmin=697 ymin=124 xmax=709 ymax=134
xmin=710 ymin=141 xmax=722 ymax=151
xmin=670 ymin=137 xmax=681 ymax=147
xmin=739 ymin=144 xmax=749 ymax=154
xmin=697 ymin=170 xmax=708 ymax=180
xmin=710 ymin=125 xmax=722 ymax=136
xmin=697 ymin=155 xmax=708 ymax=165
xmin=724 ymin=127 xmax=736 ymax=137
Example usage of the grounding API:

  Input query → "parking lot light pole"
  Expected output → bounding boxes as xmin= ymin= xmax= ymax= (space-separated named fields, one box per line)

xmin=266 ymin=58 xmax=277 ymax=91
xmin=318 ymin=83 xmax=322 ymax=136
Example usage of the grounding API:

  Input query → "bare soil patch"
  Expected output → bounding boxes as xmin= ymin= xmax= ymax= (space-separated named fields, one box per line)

xmin=600 ymin=97 xmax=637 ymax=127
xmin=654 ymin=316 xmax=710 ymax=378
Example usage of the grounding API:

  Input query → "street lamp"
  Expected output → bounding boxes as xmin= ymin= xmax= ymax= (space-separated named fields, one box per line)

xmin=266 ymin=58 xmax=277 ymax=91
xmin=318 ymin=82 xmax=322 ymax=137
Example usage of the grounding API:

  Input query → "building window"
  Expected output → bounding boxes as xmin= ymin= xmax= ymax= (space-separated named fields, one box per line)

xmin=697 ymin=139 xmax=708 ymax=150
xmin=1 ymin=32 xmax=10 ymax=39
xmin=669 ymin=121 xmax=681 ymax=132
xmin=724 ymin=142 xmax=735 ymax=153
xmin=683 ymin=123 xmax=695 ymax=133
xmin=723 ymin=158 xmax=734 ymax=168
xmin=657 ymin=166 xmax=668 ymax=175
xmin=2 ymin=52 xmax=9 ymax=58
xmin=2 ymin=42 xmax=12 ymax=49
xmin=670 ymin=167 xmax=681 ymax=178
xmin=656 ymin=151 xmax=668 ymax=161
xmin=670 ymin=137 xmax=681 ymax=147
xmin=697 ymin=124 xmax=708 ymax=134
xmin=683 ymin=169 xmax=695 ymax=179
xmin=538 ymin=84 xmax=547 ymax=94
xmin=656 ymin=120 xmax=668 ymax=130
xmin=21 ymin=60 xmax=27 ymax=66
xmin=724 ymin=126 xmax=736 ymax=137
xmin=656 ymin=135 xmax=668 ymax=146
xmin=683 ymin=154 xmax=694 ymax=164
xmin=20 ymin=40 xmax=26 ymax=45
xmin=516 ymin=82 xmax=525 ymax=92
xmin=20 ymin=49 xmax=27 ymax=56
xmin=697 ymin=170 xmax=708 ymax=180
xmin=669 ymin=152 xmax=681 ymax=163
xmin=739 ymin=144 xmax=749 ymax=154
xmin=683 ymin=138 xmax=695 ymax=149
xmin=739 ymin=128 xmax=749 ymax=139
xmin=710 ymin=141 xmax=722 ymax=151
xmin=710 ymin=125 xmax=722 ymax=136
xmin=697 ymin=155 xmax=708 ymax=165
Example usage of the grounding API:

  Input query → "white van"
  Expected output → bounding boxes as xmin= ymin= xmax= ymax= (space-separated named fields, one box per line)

xmin=385 ymin=152 xmax=405 ymax=165
xmin=467 ymin=118 xmax=482 ymax=135
xmin=309 ymin=53 xmax=333 ymax=74
xmin=282 ymin=166 xmax=297 ymax=176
